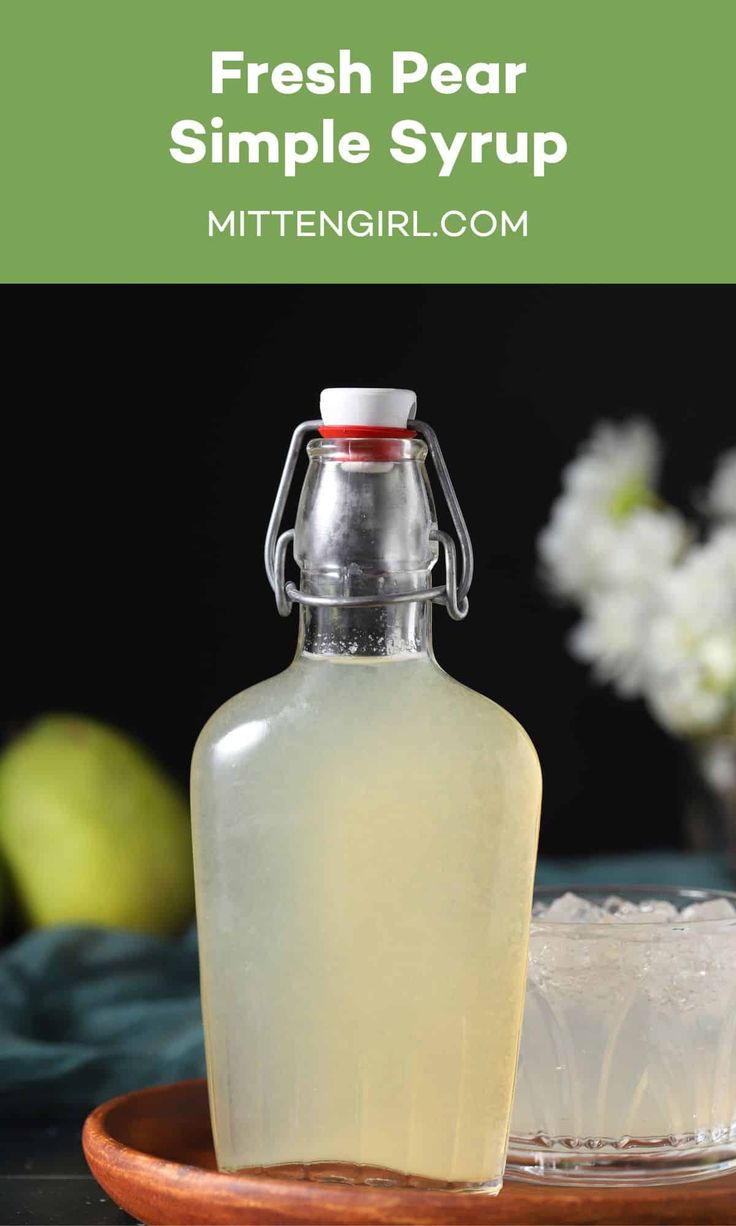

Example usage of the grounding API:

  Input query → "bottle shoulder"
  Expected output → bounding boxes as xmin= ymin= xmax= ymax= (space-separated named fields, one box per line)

xmin=192 ymin=666 xmax=295 ymax=762
xmin=192 ymin=654 xmax=540 ymax=785
xmin=436 ymin=667 xmax=542 ymax=776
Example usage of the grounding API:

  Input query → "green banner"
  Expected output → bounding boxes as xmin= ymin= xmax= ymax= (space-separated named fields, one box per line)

xmin=1 ymin=0 xmax=734 ymax=283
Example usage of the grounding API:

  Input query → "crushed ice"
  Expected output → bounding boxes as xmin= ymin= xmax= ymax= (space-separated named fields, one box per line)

xmin=528 ymin=892 xmax=736 ymax=1009
xmin=533 ymin=891 xmax=736 ymax=924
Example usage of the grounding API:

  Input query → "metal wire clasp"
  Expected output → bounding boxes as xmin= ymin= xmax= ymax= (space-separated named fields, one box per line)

xmin=264 ymin=418 xmax=473 ymax=621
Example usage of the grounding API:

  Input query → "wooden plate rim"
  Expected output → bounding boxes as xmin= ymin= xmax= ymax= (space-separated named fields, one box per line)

xmin=82 ymin=1078 xmax=736 ymax=1226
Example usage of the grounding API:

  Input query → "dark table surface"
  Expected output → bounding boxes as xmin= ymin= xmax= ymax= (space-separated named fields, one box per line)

xmin=0 ymin=1122 xmax=134 ymax=1226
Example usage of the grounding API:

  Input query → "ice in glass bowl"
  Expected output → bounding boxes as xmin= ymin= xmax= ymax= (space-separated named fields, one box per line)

xmin=506 ymin=886 xmax=736 ymax=1185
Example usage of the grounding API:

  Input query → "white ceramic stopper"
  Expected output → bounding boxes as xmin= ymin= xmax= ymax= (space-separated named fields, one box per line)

xmin=320 ymin=388 xmax=416 ymax=428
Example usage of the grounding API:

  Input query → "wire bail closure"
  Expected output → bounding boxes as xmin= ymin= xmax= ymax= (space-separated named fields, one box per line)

xmin=264 ymin=418 xmax=473 ymax=621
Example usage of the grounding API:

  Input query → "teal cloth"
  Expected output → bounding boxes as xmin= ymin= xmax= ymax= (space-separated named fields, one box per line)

xmin=0 ymin=853 xmax=732 ymax=1119
xmin=535 ymin=850 xmax=735 ymax=891
xmin=0 ymin=925 xmax=204 ymax=1120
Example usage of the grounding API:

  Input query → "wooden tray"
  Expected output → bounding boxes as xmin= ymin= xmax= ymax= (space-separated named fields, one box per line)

xmin=82 ymin=1079 xmax=736 ymax=1225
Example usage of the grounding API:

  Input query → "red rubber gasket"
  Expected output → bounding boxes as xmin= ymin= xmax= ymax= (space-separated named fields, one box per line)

xmin=318 ymin=425 xmax=417 ymax=439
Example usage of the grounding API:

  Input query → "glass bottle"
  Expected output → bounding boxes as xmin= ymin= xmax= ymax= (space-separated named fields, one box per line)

xmin=191 ymin=389 xmax=541 ymax=1193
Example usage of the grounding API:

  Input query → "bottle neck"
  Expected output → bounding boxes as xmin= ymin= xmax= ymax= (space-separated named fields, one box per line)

xmin=297 ymin=571 xmax=433 ymax=659
xmin=293 ymin=436 xmax=438 ymax=660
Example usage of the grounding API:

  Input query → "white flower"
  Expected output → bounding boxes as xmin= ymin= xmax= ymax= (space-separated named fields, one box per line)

xmin=589 ymin=509 xmax=688 ymax=591
xmin=539 ymin=419 xmax=736 ymax=741
xmin=640 ymin=528 xmax=736 ymax=735
xmin=707 ymin=449 xmax=736 ymax=521
xmin=559 ymin=419 xmax=660 ymax=508
xmin=700 ymin=737 xmax=736 ymax=794
xmin=538 ymin=420 xmax=687 ymax=601
xmin=569 ymin=587 xmax=652 ymax=697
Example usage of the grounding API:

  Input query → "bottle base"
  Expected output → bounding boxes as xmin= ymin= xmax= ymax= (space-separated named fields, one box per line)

xmin=221 ymin=1159 xmax=502 ymax=1194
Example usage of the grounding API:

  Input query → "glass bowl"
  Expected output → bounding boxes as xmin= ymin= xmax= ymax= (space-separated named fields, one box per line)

xmin=506 ymin=885 xmax=736 ymax=1186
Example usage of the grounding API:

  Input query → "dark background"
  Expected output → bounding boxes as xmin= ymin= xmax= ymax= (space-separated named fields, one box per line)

xmin=4 ymin=285 xmax=733 ymax=855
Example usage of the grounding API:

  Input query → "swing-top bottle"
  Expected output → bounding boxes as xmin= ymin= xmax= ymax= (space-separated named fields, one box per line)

xmin=191 ymin=388 xmax=541 ymax=1192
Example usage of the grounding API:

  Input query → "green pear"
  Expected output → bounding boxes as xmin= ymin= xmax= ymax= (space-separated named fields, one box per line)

xmin=0 ymin=715 xmax=194 ymax=935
